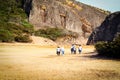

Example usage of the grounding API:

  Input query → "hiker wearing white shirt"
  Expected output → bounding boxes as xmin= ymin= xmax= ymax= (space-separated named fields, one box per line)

xmin=56 ymin=47 xmax=61 ymax=56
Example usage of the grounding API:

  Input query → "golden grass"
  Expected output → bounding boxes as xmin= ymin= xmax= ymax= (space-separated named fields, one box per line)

xmin=0 ymin=44 xmax=120 ymax=80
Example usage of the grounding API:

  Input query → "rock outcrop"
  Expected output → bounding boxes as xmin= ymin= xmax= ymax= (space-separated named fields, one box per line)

xmin=22 ymin=0 xmax=109 ymax=44
xmin=22 ymin=0 xmax=32 ymax=17
xmin=87 ymin=11 xmax=120 ymax=45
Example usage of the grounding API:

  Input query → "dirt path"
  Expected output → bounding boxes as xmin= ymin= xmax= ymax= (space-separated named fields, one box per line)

xmin=0 ymin=44 xmax=120 ymax=80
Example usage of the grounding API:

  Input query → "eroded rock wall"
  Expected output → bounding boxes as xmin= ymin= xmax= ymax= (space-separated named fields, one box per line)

xmin=87 ymin=11 xmax=120 ymax=45
xmin=23 ymin=0 xmax=108 ymax=44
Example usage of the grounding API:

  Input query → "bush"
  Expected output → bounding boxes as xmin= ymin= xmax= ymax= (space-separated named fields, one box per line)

xmin=35 ymin=28 xmax=64 ymax=41
xmin=95 ymin=35 xmax=120 ymax=58
xmin=0 ymin=29 xmax=14 ymax=42
xmin=0 ymin=22 xmax=33 ymax=42
xmin=35 ymin=28 xmax=78 ymax=41
xmin=21 ymin=20 xmax=34 ymax=34
xmin=0 ymin=0 xmax=34 ymax=43
xmin=15 ymin=35 xmax=32 ymax=43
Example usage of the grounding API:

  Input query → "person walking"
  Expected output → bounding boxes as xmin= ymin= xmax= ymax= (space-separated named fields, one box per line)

xmin=78 ymin=45 xmax=82 ymax=54
xmin=73 ymin=46 xmax=76 ymax=54
xmin=61 ymin=47 xmax=65 ymax=56
xmin=71 ymin=44 xmax=74 ymax=54
xmin=56 ymin=46 xmax=61 ymax=56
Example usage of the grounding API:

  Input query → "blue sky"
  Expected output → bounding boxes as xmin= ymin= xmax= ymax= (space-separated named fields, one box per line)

xmin=76 ymin=0 xmax=120 ymax=12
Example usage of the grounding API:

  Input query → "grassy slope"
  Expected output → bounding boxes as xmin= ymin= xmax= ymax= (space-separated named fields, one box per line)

xmin=0 ymin=44 xmax=120 ymax=80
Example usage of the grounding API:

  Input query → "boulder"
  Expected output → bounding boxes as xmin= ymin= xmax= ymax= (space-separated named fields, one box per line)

xmin=87 ymin=11 xmax=120 ymax=45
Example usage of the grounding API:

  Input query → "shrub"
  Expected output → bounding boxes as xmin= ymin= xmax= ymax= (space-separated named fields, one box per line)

xmin=21 ymin=20 xmax=34 ymax=34
xmin=35 ymin=28 xmax=64 ymax=41
xmin=95 ymin=35 xmax=120 ymax=58
xmin=35 ymin=28 xmax=78 ymax=41
xmin=15 ymin=35 xmax=32 ymax=43
xmin=0 ymin=0 xmax=34 ymax=43
xmin=0 ymin=29 xmax=14 ymax=42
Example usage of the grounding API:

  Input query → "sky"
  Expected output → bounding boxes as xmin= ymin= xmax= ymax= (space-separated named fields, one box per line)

xmin=76 ymin=0 xmax=120 ymax=12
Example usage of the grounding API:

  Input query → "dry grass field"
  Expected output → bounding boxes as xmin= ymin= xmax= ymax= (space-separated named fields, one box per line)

xmin=0 ymin=43 xmax=120 ymax=80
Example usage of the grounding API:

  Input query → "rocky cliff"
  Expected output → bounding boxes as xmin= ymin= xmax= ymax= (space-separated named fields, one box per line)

xmin=87 ymin=11 xmax=120 ymax=45
xmin=23 ymin=0 xmax=109 ymax=44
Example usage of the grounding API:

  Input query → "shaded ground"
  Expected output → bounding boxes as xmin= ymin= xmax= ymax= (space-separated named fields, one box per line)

xmin=0 ymin=44 xmax=120 ymax=80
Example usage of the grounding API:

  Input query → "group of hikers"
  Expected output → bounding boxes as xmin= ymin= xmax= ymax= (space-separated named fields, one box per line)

xmin=56 ymin=44 xmax=82 ymax=56
xmin=56 ymin=46 xmax=65 ymax=56
xmin=71 ymin=44 xmax=82 ymax=54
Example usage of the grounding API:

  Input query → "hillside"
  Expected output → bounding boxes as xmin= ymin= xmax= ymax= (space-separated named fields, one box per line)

xmin=87 ymin=11 xmax=120 ymax=45
xmin=24 ymin=0 xmax=109 ymax=44
xmin=0 ymin=0 xmax=109 ymax=45
xmin=31 ymin=36 xmax=57 ymax=46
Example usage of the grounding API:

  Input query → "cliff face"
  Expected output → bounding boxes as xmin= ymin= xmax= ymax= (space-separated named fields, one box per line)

xmin=23 ymin=0 xmax=108 ymax=44
xmin=87 ymin=11 xmax=120 ymax=45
